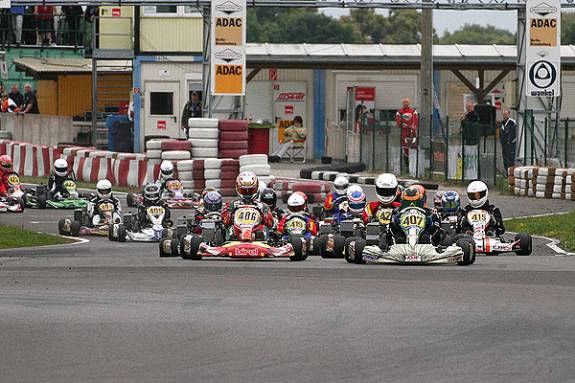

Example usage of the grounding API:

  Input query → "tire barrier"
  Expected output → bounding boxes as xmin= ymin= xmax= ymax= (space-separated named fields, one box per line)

xmin=269 ymin=179 xmax=331 ymax=204
xmin=188 ymin=118 xmax=219 ymax=159
xmin=219 ymin=120 xmax=248 ymax=159
xmin=511 ymin=166 xmax=575 ymax=200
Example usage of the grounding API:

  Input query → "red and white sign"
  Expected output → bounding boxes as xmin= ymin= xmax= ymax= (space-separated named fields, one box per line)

xmin=284 ymin=105 xmax=293 ymax=114
xmin=272 ymin=82 xmax=307 ymax=145
xmin=111 ymin=8 xmax=121 ymax=17
xmin=355 ymin=86 xmax=376 ymax=101
xmin=275 ymin=92 xmax=305 ymax=102
xmin=157 ymin=120 xmax=166 ymax=130
xmin=269 ymin=69 xmax=278 ymax=81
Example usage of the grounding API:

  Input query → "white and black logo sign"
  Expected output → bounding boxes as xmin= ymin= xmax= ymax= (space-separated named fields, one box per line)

xmin=529 ymin=60 xmax=557 ymax=89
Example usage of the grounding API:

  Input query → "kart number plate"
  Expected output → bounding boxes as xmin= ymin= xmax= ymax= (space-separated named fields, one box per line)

xmin=377 ymin=209 xmax=393 ymax=225
xmin=405 ymin=254 xmax=421 ymax=262
xmin=99 ymin=202 xmax=114 ymax=212
xmin=467 ymin=210 xmax=489 ymax=225
xmin=234 ymin=207 xmax=261 ymax=226
xmin=400 ymin=209 xmax=426 ymax=230
xmin=167 ymin=180 xmax=182 ymax=190
xmin=7 ymin=174 xmax=19 ymax=185
xmin=286 ymin=218 xmax=306 ymax=231
xmin=147 ymin=206 xmax=165 ymax=216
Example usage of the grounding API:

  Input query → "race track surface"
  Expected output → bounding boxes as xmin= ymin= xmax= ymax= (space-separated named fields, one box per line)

xmin=1 ymin=191 xmax=574 ymax=383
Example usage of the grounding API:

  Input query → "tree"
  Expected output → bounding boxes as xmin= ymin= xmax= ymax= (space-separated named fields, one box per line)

xmin=341 ymin=9 xmax=423 ymax=44
xmin=561 ymin=13 xmax=575 ymax=44
xmin=439 ymin=24 xmax=516 ymax=45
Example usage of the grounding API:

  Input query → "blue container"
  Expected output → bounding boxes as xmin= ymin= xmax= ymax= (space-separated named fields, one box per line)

xmin=106 ymin=115 xmax=130 ymax=151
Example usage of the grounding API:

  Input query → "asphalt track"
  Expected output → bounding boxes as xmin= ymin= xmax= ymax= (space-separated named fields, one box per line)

xmin=1 ymin=189 xmax=575 ymax=383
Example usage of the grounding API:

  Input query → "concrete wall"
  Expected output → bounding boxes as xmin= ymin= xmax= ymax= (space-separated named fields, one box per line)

xmin=0 ymin=114 xmax=82 ymax=147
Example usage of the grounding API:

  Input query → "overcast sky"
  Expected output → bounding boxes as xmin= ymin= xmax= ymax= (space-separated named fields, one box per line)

xmin=321 ymin=9 xmax=518 ymax=35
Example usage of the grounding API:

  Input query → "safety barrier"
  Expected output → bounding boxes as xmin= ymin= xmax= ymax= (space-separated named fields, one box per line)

xmin=510 ymin=166 xmax=575 ymax=200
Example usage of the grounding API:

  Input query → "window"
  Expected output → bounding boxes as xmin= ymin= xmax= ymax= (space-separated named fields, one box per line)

xmin=150 ymin=92 xmax=173 ymax=115
xmin=155 ymin=6 xmax=177 ymax=13
xmin=143 ymin=6 xmax=201 ymax=17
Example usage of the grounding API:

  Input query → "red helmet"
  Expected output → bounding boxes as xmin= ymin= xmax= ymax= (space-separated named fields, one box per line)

xmin=236 ymin=171 xmax=259 ymax=201
xmin=0 ymin=155 xmax=12 ymax=171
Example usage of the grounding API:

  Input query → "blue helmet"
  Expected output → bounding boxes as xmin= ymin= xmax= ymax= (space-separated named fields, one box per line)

xmin=203 ymin=191 xmax=223 ymax=212
xmin=346 ymin=185 xmax=367 ymax=214
xmin=441 ymin=191 xmax=460 ymax=213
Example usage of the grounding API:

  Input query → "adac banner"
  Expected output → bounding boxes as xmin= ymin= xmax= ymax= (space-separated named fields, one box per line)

xmin=526 ymin=0 xmax=561 ymax=97
xmin=211 ymin=0 xmax=246 ymax=96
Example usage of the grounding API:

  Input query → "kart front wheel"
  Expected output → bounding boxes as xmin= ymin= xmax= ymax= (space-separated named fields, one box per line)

xmin=117 ymin=224 xmax=127 ymax=243
xmin=345 ymin=237 xmax=366 ymax=264
xmin=319 ymin=235 xmax=330 ymax=258
xmin=126 ymin=193 xmax=136 ymax=207
xmin=58 ymin=218 xmax=69 ymax=235
xmin=108 ymin=225 xmax=117 ymax=241
xmin=70 ymin=221 xmax=81 ymax=237
xmin=289 ymin=235 xmax=305 ymax=262
xmin=182 ymin=235 xmax=202 ymax=260
xmin=515 ymin=233 xmax=532 ymax=256
xmin=457 ymin=238 xmax=475 ymax=266
xmin=333 ymin=235 xmax=346 ymax=258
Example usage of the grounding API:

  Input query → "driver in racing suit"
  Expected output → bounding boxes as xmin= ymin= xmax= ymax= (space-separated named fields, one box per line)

xmin=363 ymin=173 xmax=401 ymax=224
xmin=221 ymin=171 xmax=274 ymax=240
xmin=277 ymin=192 xmax=318 ymax=240
xmin=86 ymin=179 xmax=122 ymax=226
xmin=47 ymin=158 xmax=76 ymax=199
xmin=323 ymin=175 xmax=349 ymax=218
xmin=137 ymin=183 xmax=171 ymax=228
xmin=157 ymin=160 xmax=182 ymax=199
xmin=260 ymin=188 xmax=285 ymax=224
xmin=459 ymin=180 xmax=505 ymax=236
xmin=190 ymin=190 xmax=223 ymax=234
xmin=0 ymin=155 xmax=14 ymax=197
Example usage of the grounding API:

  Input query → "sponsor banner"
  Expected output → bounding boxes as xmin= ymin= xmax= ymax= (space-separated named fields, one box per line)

xmin=526 ymin=0 xmax=561 ymax=97
xmin=272 ymin=82 xmax=307 ymax=144
xmin=211 ymin=0 xmax=246 ymax=96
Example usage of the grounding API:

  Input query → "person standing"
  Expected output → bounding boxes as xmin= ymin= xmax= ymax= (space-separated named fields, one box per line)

xmin=62 ymin=6 xmax=82 ymax=46
xmin=9 ymin=84 xmax=24 ymax=107
xmin=395 ymin=98 xmax=418 ymax=169
xmin=10 ymin=6 xmax=25 ymax=45
xmin=36 ymin=5 xmax=54 ymax=45
xmin=181 ymin=91 xmax=202 ymax=138
xmin=19 ymin=84 xmax=40 ymax=114
xmin=269 ymin=115 xmax=306 ymax=162
xmin=499 ymin=109 xmax=517 ymax=172
xmin=461 ymin=99 xmax=479 ymax=145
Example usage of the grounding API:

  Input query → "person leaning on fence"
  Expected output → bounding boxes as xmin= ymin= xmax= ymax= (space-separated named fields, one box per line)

xmin=19 ymin=84 xmax=39 ymax=114
xmin=499 ymin=109 xmax=517 ymax=173
xmin=269 ymin=116 xmax=306 ymax=163
xmin=1 ymin=93 xmax=19 ymax=113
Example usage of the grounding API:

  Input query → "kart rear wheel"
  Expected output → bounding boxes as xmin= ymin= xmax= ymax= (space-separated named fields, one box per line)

xmin=58 ymin=218 xmax=69 ymax=235
xmin=289 ymin=235 xmax=305 ymax=262
xmin=170 ymin=238 xmax=180 ymax=257
xmin=108 ymin=225 xmax=117 ymax=241
xmin=159 ymin=239 xmax=170 ymax=257
xmin=456 ymin=238 xmax=475 ymax=266
xmin=126 ymin=193 xmax=137 ymax=208
xmin=318 ymin=235 xmax=330 ymax=258
xmin=515 ymin=233 xmax=532 ymax=256
xmin=215 ymin=229 xmax=225 ymax=245
xmin=309 ymin=236 xmax=320 ymax=256
xmin=37 ymin=193 xmax=47 ymax=209
xmin=333 ymin=235 xmax=346 ymax=258
xmin=182 ymin=235 xmax=203 ymax=260
xmin=344 ymin=237 xmax=355 ymax=263
xmin=353 ymin=238 xmax=367 ymax=264
xmin=117 ymin=224 xmax=127 ymax=243
xmin=69 ymin=221 xmax=81 ymax=237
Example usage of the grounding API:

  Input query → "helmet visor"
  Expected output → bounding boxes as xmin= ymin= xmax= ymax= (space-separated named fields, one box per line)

xmin=238 ymin=185 xmax=258 ymax=199
xmin=376 ymin=186 xmax=397 ymax=198
xmin=289 ymin=204 xmax=305 ymax=213
xmin=205 ymin=201 xmax=222 ymax=212
xmin=467 ymin=190 xmax=487 ymax=201
xmin=98 ymin=188 xmax=112 ymax=197
xmin=443 ymin=200 xmax=460 ymax=212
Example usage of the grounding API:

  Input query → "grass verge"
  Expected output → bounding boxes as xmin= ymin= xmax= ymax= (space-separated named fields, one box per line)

xmin=0 ymin=224 xmax=76 ymax=249
xmin=506 ymin=211 xmax=575 ymax=252
xmin=19 ymin=176 xmax=134 ymax=193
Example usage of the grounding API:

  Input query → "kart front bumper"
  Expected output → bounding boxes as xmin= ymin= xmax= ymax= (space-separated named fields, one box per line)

xmin=199 ymin=241 xmax=294 ymax=258
xmin=363 ymin=243 xmax=464 ymax=264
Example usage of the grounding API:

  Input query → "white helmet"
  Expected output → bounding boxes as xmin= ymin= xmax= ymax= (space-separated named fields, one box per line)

xmin=333 ymin=176 xmax=349 ymax=196
xmin=375 ymin=173 xmax=398 ymax=204
xmin=287 ymin=192 xmax=307 ymax=213
xmin=54 ymin=158 xmax=68 ymax=177
xmin=96 ymin=179 xmax=112 ymax=199
xmin=467 ymin=180 xmax=488 ymax=208
xmin=160 ymin=160 xmax=174 ymax=180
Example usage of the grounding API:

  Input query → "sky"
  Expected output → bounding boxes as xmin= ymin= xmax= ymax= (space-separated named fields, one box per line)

xmin=321 ymin=9 xmax=518 ymax=35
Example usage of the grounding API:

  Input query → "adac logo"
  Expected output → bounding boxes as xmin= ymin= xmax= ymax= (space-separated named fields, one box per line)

xmin=215 ymin=1 xmax=243 ymax=15
xmin=530 ymin=2 xmax=557 ymax=16
xmin=215 ymin=48 xmax=242 ymax=62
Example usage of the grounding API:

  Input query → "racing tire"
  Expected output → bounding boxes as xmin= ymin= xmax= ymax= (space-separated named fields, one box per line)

xmin=350 ymin=237 xmax=366 ymax=264
xmin=192 ymin=147 xmax=218 ymax=158
xmin=515 ymin=233 xmax=532 ymax=256
xmin=146 ymin=149 xmax=162 ymax=159
xmin=333 ymin=235 xmax=346 ymax=258
xmin=456 ymin=238 xmax=475 ymax=266
xmin=170 ymin=238 xmax=180 ymax=256
xmin=37 ymin=191 xmax=47 ymax=209
xmin=218 ymin=120 xmax=249 ymax=131
xmin=70 ymin=221 xmax=81 ymax=237
xmin=219 ymin=130 xmax=248 ymax=141
xmin=160 ymin=140 xmax=192 ymax=152
xmin=188 ymin=118 xmax=219 ymax=129
xmin=239 ymin=154 xmax=268 ymax=166
xmin=308 ymin=236 xmax=320 ymax=256
xmin=189 ymin=138 xmax=218 ymax=148
xmin=219 ymin=140 xmax=248 ymax=150
xmin=189 ymin=128 xmax=219 ymax=139
xmin=215 ymin=229 xmax=225 ymax=245
xmin=319 ymin=235 xmax=331 ymax=258
xmin=159 ymin=238 xmax=170 ymax=258
xmin=58 ymin=218 xmax=69 ymax=235
xmin=126 ymin=192 xmax=137 ymax=208
xmin=117 ymin=224 xmax=127 ymax=243
xmin=182 ymin=235 xmax=203 ymax=260
xmin=219 ymin=149 xmax=247 ymax=159
xmin=177 ymin=160 xmax=195 ymax=172
xmin=289 ymin=235 xmax=305 ymax=262
xmin=108 ymin=225 xmax=117 ymax=241
xmin=162 ymin=151 xmax=191 ymax=161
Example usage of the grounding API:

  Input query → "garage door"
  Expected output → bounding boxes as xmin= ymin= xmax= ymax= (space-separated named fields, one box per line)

xmin=560 ymin=78 xmax=575 ymax=119
xmin=335 ymin=75 xmax=418 ymax=110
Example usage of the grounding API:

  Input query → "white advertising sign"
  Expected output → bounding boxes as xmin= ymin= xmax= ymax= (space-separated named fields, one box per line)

xmin=526 ymin=0 xmax=561 ymax=97
xmin=0 ymin=0 xmax=10 ymax=9
xmin=210 ymin=0 xmax=246 ymax=96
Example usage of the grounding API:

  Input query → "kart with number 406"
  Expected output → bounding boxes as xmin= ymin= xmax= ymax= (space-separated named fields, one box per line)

xmin=58 ymin=199 xmax=122 ymax=237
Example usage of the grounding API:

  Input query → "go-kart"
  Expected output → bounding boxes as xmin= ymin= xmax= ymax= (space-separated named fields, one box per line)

xmin=278 ymin=213 xmax=319 ymax=256
xmin=355 ymin=207 xmax=475 ymax=265
xmin=0 ymin=173 xmax=25 ymax=213
xmin=317 ymin=213 xmax=365 ymax=258
xmin=25 ymin=179 xmax=89 ymax=209
xmin=127 ymin=180 xmax=200 ymax=209
xmin=181 ymin=204 xmax=305 ymax=261
xmin=109 ymin=205 xmax=173 ymax=242
xmin=58 ymin=199 xmax=121 ymax=237
xmin=464 ymin=209 xmax=532 ymax=256
xmin=344 ymin=207 xmax=394 ymax=264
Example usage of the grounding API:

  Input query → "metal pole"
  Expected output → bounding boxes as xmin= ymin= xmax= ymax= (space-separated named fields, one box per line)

xmin=91 ymin=20 xmax=97 ymax=148
xmin=385 ymin=117 xmax=389 ymax=173
xmin=544 ymin=117 xmax=548 ymax=165
xmin=493 ymin=127 xmax=497 ymax=186
xmin=524 ymin=111 xmax=528 ymax=165
xmin=420 ymin=4 xmax=433 ymax=179
xmin=202 ymin=7 xmax=212 ymax=118
xmin=565 ymin=118 xmax=569 ymax=166
xmin=445 ymin=116 xmax=449 ymax=180
xmin=531 ymin=112 xmax=535 ymax=165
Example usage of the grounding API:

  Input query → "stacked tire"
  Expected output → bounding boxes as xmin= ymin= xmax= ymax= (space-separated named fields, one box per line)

xmin=220 ymin=159 xmax=240 ymax=197
xmin=188 ymin=118 xmax=219 ymax=159
xmin=176 ymin=160 xmax=195 ymax=194
xmin=239 ymin=154 xmax=273 ymax=186
xmin=145 ymin=139 xmax=165 ymax=164
xmin=160 ymin=140 xmax=192 ymax=172
xmin=219 ymin=120 xmax=249 ymax=159
xmin=192 ymin=160 xmax=205 ymax=193
xmin=204 ymin=159 xmax=223 ymax=190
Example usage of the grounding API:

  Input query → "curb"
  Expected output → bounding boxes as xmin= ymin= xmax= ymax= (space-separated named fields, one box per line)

xmin=303 ymin=170 xmax=439 ymax=190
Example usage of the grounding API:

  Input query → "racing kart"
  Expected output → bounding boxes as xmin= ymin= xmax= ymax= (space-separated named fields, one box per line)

xmin=109 ymin=205 xmax=173 ymax=242
xmin=24 ymin=179 xmax=89 ymax=209
xmin=351 ymin=207 xmax=475 ymax=265
xmin=0 ymin=172 xmax=25 ymax=213
xmin=58 ymin=199 xmax=121 ymax=237
xmin=344 ymin=207 xmax=394 ymax=264
xmin=159 ymin=211 xmax=224 ymax=257
xmin=464 ymin=209 xmax=532 ymax=256
xmin=278 ymin=213 xmax=319 ymax=256
xmin=181 ymin=204 xmax=305 ymax=261
xmin=127 ymin=179 xmax=200 ymax=209
xmin=317 ymin=214 xmax=364 ymax=258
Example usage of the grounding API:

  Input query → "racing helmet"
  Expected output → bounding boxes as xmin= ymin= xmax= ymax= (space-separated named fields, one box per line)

xmin=201 ymin=187 xmax=217 ymax=199
xmin=160 ymin=160 xmax=174 ymax=181
xmin=287 ymin=191 xmax=307 ymax=213
xmin=54 ymin=158 xmax=68 ymax=177
xmin=0 ymin=154 xmax=12 ymax=171
xmin=346 ymin=185 xmax=367 ymax=214
xmin=401 ymin=185 xmax=425 ymax=208
xmin=96 ymin=179 xmax=112 ymax=199
xmin=375 ymin=173 xmax=398 ymax=204
xmin=441 ymin=191 xmax=461 ymax=213
xmin=412 ymin=184 xmax=427 ymax=205
xmin=433 ymin=191 xmax=445 ymax=209
xmin=203 ymin=190 xmax=223 ymax=213
xmin=236 ymin=171 xmax=259 ymax=202
xmin=143 ymin=183 xmax=161 ymax=204
xmin=333 ymin=176 xmax=349 ymax=196
xmin=467 ymin=180 xmax=488 ymax=208
xmin=260 ymin=188 xmax=277 ymax=209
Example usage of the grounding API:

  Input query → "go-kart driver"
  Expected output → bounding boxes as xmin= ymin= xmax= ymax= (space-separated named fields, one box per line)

xmin=437 ymin=191 xmax=463 ymax=221
xmin=221 ymin=171 xmax=274 ymax=239
xmin=86 ymin=179 xmax=122 ymax=226
xmin=137 ymin=183 xmax=171 ymax=227
xmin=260 ymin=188 xmax=285 ymax=223
xmin=332 ymin=185 xmax=367 ymax=223
xmin=363 ymin=173 xmax=401 ymax=224
xmin=324 ymin=175 xmax=349 ymax=217
xmin=157 ymin=160 xmax=180 ymax=198
xmin=388 ymin=185 xmax=442 ymax=247
xmin=188 ymin=190 xmax=223 ymax=234
xmin=277 ymin=191 xmax=318 ymax=239
xmin=459 ymin=180 xmax=505 ymax=236
xmin=47 ymin=158 xmax=76 ymax=199
xmin=0 ymin=155 xmax=14 ymax=196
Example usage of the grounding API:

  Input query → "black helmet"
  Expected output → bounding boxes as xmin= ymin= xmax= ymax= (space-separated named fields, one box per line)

xmin=143 ymin=184 xmax=160 ymax=204
xmin=260 ymin=188 xmax=277 ymax=209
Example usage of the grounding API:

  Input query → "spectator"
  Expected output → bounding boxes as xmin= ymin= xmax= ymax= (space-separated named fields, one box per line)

xmin=395 ymin=98 xmax=418 ymax=168
xmin=10 ymin=6 xmax=24 ymax=45
xmin=461 ymin=99 xmax=479 ymax=145
xmin=63 ymin=6 xmax=82 ymax=46
xmin=0 ymin=9 xmax=9 ymax=45
xmin=53 ymin=6 xmax=62 ymax=45
xmin=22 ymin=6 xmax=37 ymax=45
xmin=9 ymin=84 xmax=24 ymax=107
xmin=269 ymin=115 xmax=306 ymax=163
xmin=20 ymin=84 xmax=39 ymax=114
xmin=499 ymin=109 xmax=517 ymax=172
xmin=181 ymin=91 xmax=202 ymax=138
xmin=36 ymin=5 xmax=54 ymax=45
xmin=1 ymin=93 xmax=19 ymax=113
xmin=84 ymin=6 xmax=98 ymax=50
